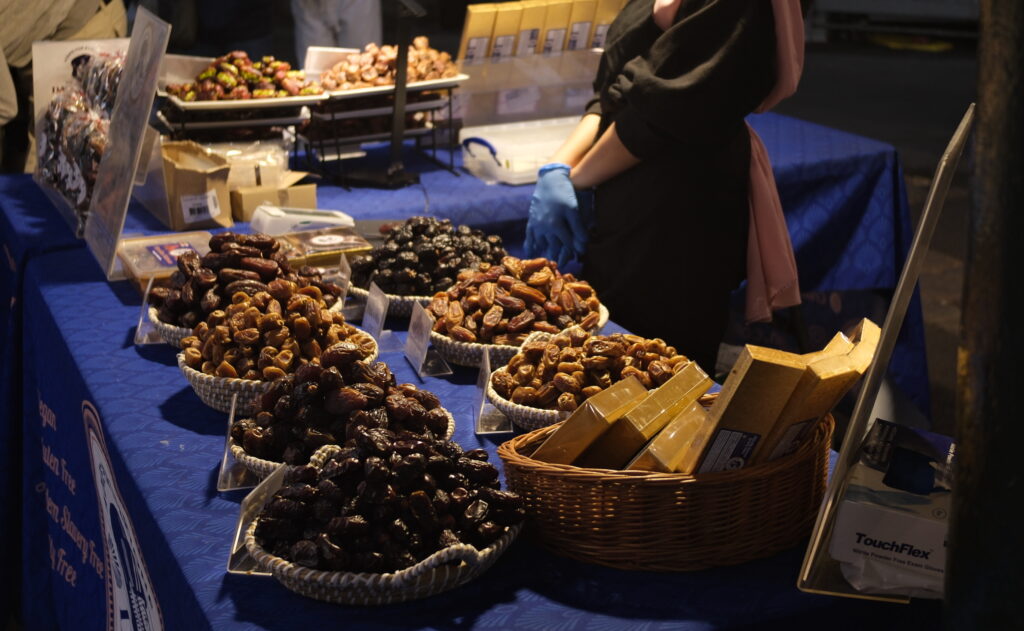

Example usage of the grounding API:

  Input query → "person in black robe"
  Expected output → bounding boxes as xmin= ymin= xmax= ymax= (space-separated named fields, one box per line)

xmin=525 ymin=0 xmax=778 ymax=373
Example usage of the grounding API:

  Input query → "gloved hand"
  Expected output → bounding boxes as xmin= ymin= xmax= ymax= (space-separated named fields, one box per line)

xmin=524 ymin=163 xmax=588 ymax=268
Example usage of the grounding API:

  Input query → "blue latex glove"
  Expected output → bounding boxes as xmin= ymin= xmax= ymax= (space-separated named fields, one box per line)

xmin=524 ymin=163 xmax=588 ymax=268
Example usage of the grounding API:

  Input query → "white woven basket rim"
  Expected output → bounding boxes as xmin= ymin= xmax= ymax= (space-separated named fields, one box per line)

xmin=485 ymin=367 xmax=570 ymax=430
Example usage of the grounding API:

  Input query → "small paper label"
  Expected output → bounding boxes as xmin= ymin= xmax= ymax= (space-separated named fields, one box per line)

xmin=491 ymin=35 xmax=515 ymax=60
xmin=180 ymin=189 xmax=220 ymax=224
xmin=517 ymin=28 xmax=540 ymax=56
xmin=567 ymin=21 xmax=593 ymax=50
xmin=404 ymin=302 xmax=433 ymax=377
xmin=543 ymin=28 xmax=567 ymax=54
xmin=464 ymin=36 xmax=490 ymax=64
xmin=498 ymin=86 xmax=542 ymax=115
xmin=362 ymin=281 xmax=389 ymax=340
xmin=698 ymin=429 xmax=761 ymax=473
xmin=146 ymin=242 xmax=196 ymax=267
xmin=591 ymin=23 xmax=610 ymax=49
xmin=768 ymin=419 xmax=814 ymax=461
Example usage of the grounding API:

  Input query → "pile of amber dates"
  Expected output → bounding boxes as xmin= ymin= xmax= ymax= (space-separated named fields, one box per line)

xmin=350 ymin=217 xmax=506 ymax=296
xmin=149 ymin=232 xmax=342 ymax=329
xmin=253 ymin=428 xmax=524 ymax=573
xmin=492 ymin=325 xmax=691 ymax=412
xmin=428 ymin=256 xmax=601 ymax=346
xmin=231 ymin=358 xmax=450 ymax=465
xmin=180 ymin=278 xmax=374 ymax=381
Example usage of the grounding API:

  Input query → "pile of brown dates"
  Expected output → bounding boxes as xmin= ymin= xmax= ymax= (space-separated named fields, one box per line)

xmin=429 ymin=256 xmax=601 ymax=346
xmin=230 ymin=357 xmax=451 ymax=465
xmin=319 ymin=37 xmax=457 ymax=91
xmin=350 ymin=216 xmax=506 ymax=296
xmin=179 ymin=279 xmax=374 ymax=381
xmin=166 ymin=50 xmax=322 ymax=101
xmin=492 ymin=325 xmax=691 ymax=412
xmin=253 ymin=430 xmax=523 ymax=573
xmin=149 ymin=232 xmax=343 ymax=329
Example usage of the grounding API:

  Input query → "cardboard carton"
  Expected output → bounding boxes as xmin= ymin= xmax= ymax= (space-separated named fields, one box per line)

xmin=229 ymin=171 xmax=317 ymax=222
xmin=138 ymin=140 xmax=234 ymax=231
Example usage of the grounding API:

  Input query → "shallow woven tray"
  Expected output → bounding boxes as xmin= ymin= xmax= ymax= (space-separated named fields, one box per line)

xmin=177 ymin=332 xmax=378 ymax=414
xmin=228 ymin=407 xmax=456 ymax=480
xmin=430 ymin=303 xmax=609 ymax=369
xmin=245 ymin=444 xmax=521 ymax=605
xmin=497 ymin=415 xmax=834 ymax=571
xmin=149 ymin=301 xmax=344 ymax=348
xmin=348 ymin=285 xmax=432 ymax=318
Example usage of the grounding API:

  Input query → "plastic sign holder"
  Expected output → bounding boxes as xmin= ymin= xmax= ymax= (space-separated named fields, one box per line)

xmin=361 ymin=282 xmax=403 ymax=352
xmin=798 ymin=104 xmax=975 ymax=602
xmin=474 ymin=347 xmax=513 ymax=435
xmin=404 ymin=302 xmax=453 ymax=379
xmin=217 ymin=394 xmax=261 ymax=492
xmin=226 ymin=462 xmax=284 ymax=576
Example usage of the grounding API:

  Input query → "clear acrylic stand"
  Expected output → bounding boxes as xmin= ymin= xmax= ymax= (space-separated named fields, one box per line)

xmin=474 ymin=348 xmax=513 ymax=435
xmin=217 ymin=394 xmax=261 ymax=492
xmin=404 ymin=302 xmax=452 ymax=379
xmin=226 ymin=464 xmax=286 ymax=576
xmin=361 ymin=281 xmax=403 ymax=352
xmin=133 ymin=277 xmax=163 ymax=345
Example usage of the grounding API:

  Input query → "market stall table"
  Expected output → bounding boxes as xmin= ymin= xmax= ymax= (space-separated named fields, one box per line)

xmin=19 ymin=245 xmax=941 ymax=630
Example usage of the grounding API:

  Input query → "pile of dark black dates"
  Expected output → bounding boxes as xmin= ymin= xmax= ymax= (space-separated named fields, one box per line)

xmin=149 ymin=232 xmax=343 ymax=329
xmin=350 ymin=217 xmax=506 ymax=296
xmin=230 ymin=353 xmax=450 ymax=466
xmin=253 ymin=430 xmax=524 ymax=573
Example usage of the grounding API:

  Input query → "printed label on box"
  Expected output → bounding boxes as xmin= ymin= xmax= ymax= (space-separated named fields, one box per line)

xmin=592 ymin=24 xmax=610 ymax=48
xmin=146 ymin=242 xmax=197 ymax=267
xmin=180 ymin=190 xmax=220 ymax=224
xmin=768 ymin=419 xmax=813 ymax=461
xmin=698 ymin=429 xmax=760 ymax=473
xmin=491 ymin=35 xmax=516 ymax=60
xmin=464 ymin=36 xmax=490 ymax=64
xmin=543 ymin=29 xmax=567 ymax=54
xmin=568 ymin=21 xmax=593 ymax=50
xmin=517 ymin=28 xmax=540 ymax=55
xmin=498 ymin=86 xmax=542 ymax=115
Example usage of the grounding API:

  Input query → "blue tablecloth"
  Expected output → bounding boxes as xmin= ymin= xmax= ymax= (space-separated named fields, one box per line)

xmin=18 ymin=246 xmax=942 ymax=630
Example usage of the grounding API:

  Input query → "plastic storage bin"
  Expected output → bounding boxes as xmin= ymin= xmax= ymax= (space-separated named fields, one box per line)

xmin=459 ymin=117 xmax=580 ymax=185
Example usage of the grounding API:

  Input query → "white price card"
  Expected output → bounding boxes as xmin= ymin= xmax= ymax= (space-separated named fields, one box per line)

xmin=404 ymin=302 xmax=453 ymax=379
xmin=475 ymin=348 xmax=513 ymax=435
xmin=226 ymin=463 xmax=286 ymax=576
xmin=517 ymin=28 xmax=540 ymax=56
xmin=491 ymin=35 xmax=515 ymax=60
xmin=542 ymin=28 xmax=567 ymax=54
xmin=567 ymin=21 xmax=593 ymax=50
xmin=180 ymin=190 xmax=221 ymax=225
xmin=361 ymin=282 xmax=403 ymax=352
xmin=591 ymin=23 xmax=610 ymax=49
xmin=464 ymin=36 xmax=490 ymax=65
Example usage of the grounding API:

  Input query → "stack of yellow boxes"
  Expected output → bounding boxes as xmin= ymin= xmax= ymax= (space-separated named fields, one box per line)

xmin=458 ymin=0 xmax=629 ymax=62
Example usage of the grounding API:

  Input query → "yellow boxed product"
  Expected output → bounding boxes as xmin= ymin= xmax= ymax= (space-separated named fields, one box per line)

xmin=756 ymin=319 xmax=880 ymax=463
xmin=146 ymin=141 xmax=235 ymax=232
xmin=695 ymin=345 xmax=808 ymax=473
xmin=458 ymin=3 xmax=498 ymax=64
xmin=516 ymin=0 xmax=548 ymax=56
xmin=489 ymin=3 xmax=523 ymax=60
xmin=229 ymin=171 xmax=317 ymax=222
xmin=540 ymin=0 xmax=573 ymax=54
xmin=530 ymin=377 xmax=648 ymax=465
xmin=566 ymin=0 xmax=597 ymax=50
xmin=625 ymin=401 xmax=715 ymax=474
xmin=590 ymin=0 xmax=621 ymax=47
xmin=801 ymin=331 xmax=853 ymax=362
xmin=577 ymin=362 xmax=712 ymax=469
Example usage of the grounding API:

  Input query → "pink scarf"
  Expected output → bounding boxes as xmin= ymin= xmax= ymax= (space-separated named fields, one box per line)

xmin=654 ymin=0 xmax=804 ymax=322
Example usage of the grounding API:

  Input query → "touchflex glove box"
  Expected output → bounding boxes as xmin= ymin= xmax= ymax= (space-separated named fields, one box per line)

xmin=829 ymin=419 xmax=954 ymax=599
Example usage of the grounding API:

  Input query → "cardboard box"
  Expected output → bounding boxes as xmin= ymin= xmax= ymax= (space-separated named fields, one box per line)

xmin=458 ymin=3 xmax=498 ymax=64
xmin=490 ymin=3 xmax=523 ymax=60
xmin=540 ymin=0 xmax=574 ymax=54
xmin=590 ymin=0 xmax=621 ymax=48
xmin=756 ymin=319 xmax=880 ymax=463
xmin=138 ymin=140 xmax=234 ymax=231
xmin=230 ymin=171 xmax=317 ymax=222
xmin=577 ymin=361 xmax=711 ymax=469
xmin=695 ymin=346 xmax=807 ymax=472
xmin=625 ymin=401 xmax=715 ymax=474
xmin=567 ymin=0 xmax=597 ymax=50
xmin=530 ymin=377 xmax=648 ymax=465
xmin=517 ymin=0 xmax=548 ymax=56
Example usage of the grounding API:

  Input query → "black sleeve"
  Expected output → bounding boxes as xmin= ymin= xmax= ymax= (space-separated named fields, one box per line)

xmin=608 ymin=0 xmax=777 ymax=158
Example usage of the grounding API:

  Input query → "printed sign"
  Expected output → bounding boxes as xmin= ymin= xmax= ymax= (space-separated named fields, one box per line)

xmin=403 ymin=302 xmax=451 ymax=379
xmin=517 ymin=28 xmax=540 ymax=56
xmin=361 ymin=282 xmax=389 ymax=341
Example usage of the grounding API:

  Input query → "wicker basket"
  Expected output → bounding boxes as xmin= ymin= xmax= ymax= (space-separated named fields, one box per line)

xmin=177 ymin=333 xmax=379 ymax=414
xmin=244 ymin=444 xmax=521 ymax=604
xmin=348 ymin=286 xmax=432 ymax=318
xmin=497 ymin=415 xmax=834 ymax=571
xmin=149 ymin=301 xmax=345 ymax=348
xmin=228 ymin=407 xmax=456 ymax=479
xmin=431 ymin=303 xmax=610 ymax=369
xmin=148 ymin=307 xmax=191 ymax=348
